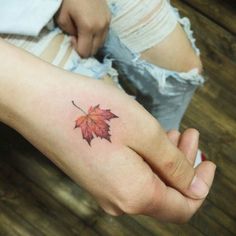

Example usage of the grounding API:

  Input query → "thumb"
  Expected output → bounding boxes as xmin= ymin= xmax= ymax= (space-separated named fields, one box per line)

xmin=161 ymin=132 xmax=210 ymax=199
xmin=131 ymin=126 xmax=210 ymax=199
xmin=176 ymin=129 xmax=211 ymax=199
xmin=166 ymin=129 xmax=211 ymax=199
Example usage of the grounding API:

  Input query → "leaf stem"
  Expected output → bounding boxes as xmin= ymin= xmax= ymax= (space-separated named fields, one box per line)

xmin=72 ymin=101 xmax=87 ymax=114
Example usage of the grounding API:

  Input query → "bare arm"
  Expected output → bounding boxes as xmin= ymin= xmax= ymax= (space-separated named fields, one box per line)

xmin=0 ymin=38 xmax=215 ymax=222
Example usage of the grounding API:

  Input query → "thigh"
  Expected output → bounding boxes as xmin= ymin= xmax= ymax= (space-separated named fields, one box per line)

xmin=103 ymin=0 xmax=205 ymax=130
xmin=108 ymin=0 xmax=201 ymax=72
xmin=141 ymin=24 xmax=202 ymax=72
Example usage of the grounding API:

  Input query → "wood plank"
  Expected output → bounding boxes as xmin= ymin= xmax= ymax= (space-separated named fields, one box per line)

xmin=1 ymin=114 xmax=236 ymax=235
xmin=198 ymin=43 xmax=236 ymax=95
xmin=197 ymin=80 xmax=236 ymax=126
xmin=171 ymin=5 xmax=236 ymax=100
xmin=1 ymin=93 xmax=236 ymax=235
xmin=0 ymin=145 xmax=211 ymax=236
xmin=183 ymin=95 xmax=236 ymax=236
xmin=172 ymin=0 xmax=236 ymax=62
xmin=177 ymin=3 xmax=236 ymax=227
xmin=0 ymin=1 xmax=235 ymax=235
xmin=0 ymin=160 xmax=99 ymax=236
xmin=132 ymin=215 xmax=204 ymax=236
xmin=0 ymin=204 xmax=44 ymax=236
xmin=181 ymin=93 xmax=236 ymax=185
xmin=208 ymin=172 xmax=236 ymax=219
xmin=0 ymin=139 xmax=207 ymax=236
xmin=0 ymin=147 xmax=153 ymax=236
xmin=94 ymin=215 xmax=141 ymax=236
xmin=195 ymin=200 xmax=236 ymax=235
xmin=114 ymin=215 xmax=158 ymax=236
xmin=181 ymin=0 xmax=236 ymax=34
xmin=191 ymin=92 xmax=236 ymax=136
xmin=189 ymin=201 xmax=235 ymax=236
xmin=0 ymin=150 xmax=101 ymax=222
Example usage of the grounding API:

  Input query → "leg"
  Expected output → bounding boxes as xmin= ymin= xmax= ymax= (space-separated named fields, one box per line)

xmin=104 ymin=0 xmax=204 ymax=130
xmin=141 ymin=23 xmax=202 ymax=73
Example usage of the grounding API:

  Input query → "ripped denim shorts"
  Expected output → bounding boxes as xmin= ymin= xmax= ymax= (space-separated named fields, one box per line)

xmin=104 ymin=0 xmax=204 ymax=130
xmin=2 ymin=0 xmax=204 ymax=130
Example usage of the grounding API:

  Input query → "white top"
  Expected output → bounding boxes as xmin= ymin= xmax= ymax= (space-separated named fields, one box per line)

xmin=0 ymin=0 xmax=62 ymax=36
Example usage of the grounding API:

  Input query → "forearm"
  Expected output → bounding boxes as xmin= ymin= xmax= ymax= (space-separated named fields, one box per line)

xmin=0 ymin=39 xmax=20 ymax=123
xmin=0 ymin=39 xmax=84 ymax=126
xmin=0 ymin=39 xmax=215 ymax=221
xmin=0 ymin=39 xmax=99 ymax=178
xmin=0 ymin=39 xmax=49 ymax=124
xmin=0 ymin=38 xmax=123 ymax=167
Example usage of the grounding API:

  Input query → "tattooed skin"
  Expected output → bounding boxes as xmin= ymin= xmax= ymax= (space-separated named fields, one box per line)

xmin=72 ymin=101 xmax=118 ymax=146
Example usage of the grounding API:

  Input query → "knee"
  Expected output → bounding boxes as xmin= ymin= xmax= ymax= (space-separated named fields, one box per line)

xmin=141 ymin=44 xmax=203 ymax=74
xmin=185 ymin=53 xmax=203 ymax=74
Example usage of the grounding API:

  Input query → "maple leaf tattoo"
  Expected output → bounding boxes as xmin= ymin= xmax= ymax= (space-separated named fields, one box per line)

xmin=72 ymin=101 xmax=118 ymax=146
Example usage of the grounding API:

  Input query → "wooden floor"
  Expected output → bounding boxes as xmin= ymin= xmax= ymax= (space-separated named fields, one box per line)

xmin=0 ymin=0 xmax=235 ymax=235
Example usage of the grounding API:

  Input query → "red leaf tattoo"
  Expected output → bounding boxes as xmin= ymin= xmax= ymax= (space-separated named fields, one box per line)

xmin=72 ymin=101 xmax=118 ymax=146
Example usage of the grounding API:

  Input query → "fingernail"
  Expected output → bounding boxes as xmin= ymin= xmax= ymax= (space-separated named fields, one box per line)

xmin=190 ymin=175 xmax=209 ymax=198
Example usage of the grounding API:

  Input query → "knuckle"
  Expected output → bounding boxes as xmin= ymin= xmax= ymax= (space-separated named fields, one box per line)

xmin=96 ymin=16 xmax=110 ymax=30
xmin=81 ymin=21 xmax=94 ymax=32
xmin=56 ymin=16 xmax=67 ymax=28
xmin=164 ymin=156 xmax=186 ymax=181
xmin=95 ymin=21 xmax=107 ymax=30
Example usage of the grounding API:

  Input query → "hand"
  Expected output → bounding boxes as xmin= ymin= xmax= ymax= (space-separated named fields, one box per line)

xmin=0 ymin=40 xmax=215 ymax=222
xmin=55 ymin=0 xmax=111 ymax=57
xmin=8 ymin=78 xmax=216 ymax=223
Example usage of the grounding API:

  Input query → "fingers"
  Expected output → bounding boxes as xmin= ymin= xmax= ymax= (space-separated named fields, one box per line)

xmin=143 ymin=161 xmax=216 ymax=223
xmin=76 ymin=27 xmax=108 ymax=57
xmin=90 ymin=12 xmax=110 ymax=56
xmin=55 ymin=0 xmax=111 ymax=57
xmin=167 ymin=129 xmax=200 ymax=167
xmin=76 ymin=32 xmax=94 ymax=58
xmin=166 ymin=129 xmax=211 ymax=199
xmin=99 ymin=146 xmax=215 ymax=223
xmin=91 ymin=31 xmax=107 ymax=56
xmin=72 ymin=15 xmax=109 ymax=57
xmin=128 ymin=117 xmax=210 ymax=199
xmin=178 ymin=129 xmax=199 ymax=165
xmin=167 ymin=130 xmax=180 ymax=146
xmin=56 ymin=13 xmax=77 ymax=36
xmin=186 ymin=161 xmax=216 ymax=215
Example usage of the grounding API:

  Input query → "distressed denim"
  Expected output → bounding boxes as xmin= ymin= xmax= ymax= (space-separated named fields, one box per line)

xmin=2 ymin=0 xmax=204 ymax=131
xmin=102 ymin=1 xmax=204 ymax=130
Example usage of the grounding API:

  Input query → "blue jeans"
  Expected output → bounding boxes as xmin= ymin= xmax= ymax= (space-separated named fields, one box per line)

xmin=98 ymin=1 xmax=204 ymax=130
xmin=2 ymin=1 xmax=204 ymax=130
